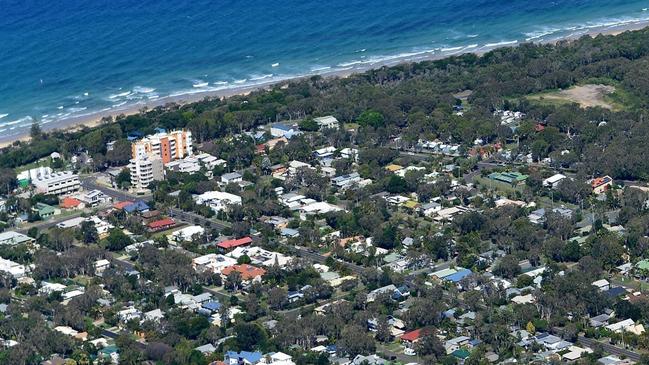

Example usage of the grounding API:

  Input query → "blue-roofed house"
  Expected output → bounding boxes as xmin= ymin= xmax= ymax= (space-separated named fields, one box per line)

xmin=270 ymin=123 xmax=297 ymax=138
xmin=201 ymin=300 xmax=221 ymax=313
xmin=325 ymin=345 xmax=337 ymax=355
xmin=606 ymin=286 xmax=626 ymax=298
xmin=287 ymin=291 xmax=304 ymax=303
xmin=280 ymin=228 xmax=299 ymax=238
xmin=445 ymin=268 xmax=472 ymax=283
xmin=123 ymin=201 xmax=150 ymax=214
xmin=224 ymin=350 xmax=263 ymax=365
xmin=392 ymin=285 xmax=411 ymax=300
xmin=127 ymin=131 xmax=144 ymax=141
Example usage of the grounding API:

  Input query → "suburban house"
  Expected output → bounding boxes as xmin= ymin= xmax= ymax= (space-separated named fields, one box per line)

xmin=331 ymin=173 xmax=362 ymax=189
xmin=270 ymin=123 xmax=300 ymax=138
xmin=147 ymin=218 xmax=176 ymax=232
xmin=221 ymin=172 xmax=243 ymax=184
xmin=78 ymin=189 xmax=112 ymax=206
xmin=59 ymin=197 xmax=84 ymax=210
xmin=313 ymin=115 xmax=339 ymax=130
xmin=591 ymin=175 xmax=613 ymax=194
xmin=400 ymin=328 xmax=432 ymax=348
xmin=221 ymin=264 xmax=266 ymax=284
xmin=192 ymin=253 xmax=237 ymax=273
xmin=488 ymin=171 xmax=528 ymax=185
xmin=194 ymin=190 xmax=242 ymax=213
xmin=543 ymin=173 xmax=567 ymax=188
xmin=217 ymin=236 xmax=253 ymax=252
xmin=0 ymin=231 xmax=34 ymax=246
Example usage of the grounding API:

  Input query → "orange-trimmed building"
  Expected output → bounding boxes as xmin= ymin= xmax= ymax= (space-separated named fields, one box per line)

xmin=131 ymin=130 xmax=193 ymax=164
xmin=217 ymin=237 xmax=253 ymax=251
xmin=221 ymin=264 xmax=266 ymax=282
xmin=400 ymin=328 xmax=432 ymax=346
xmin=60 ymin=197 xmax=83 ymax=210
xmin=113 ymin=201 xmax=134 ymax=210
xmin=591 ymin=175 xmax=613 ymax=194
xmin=147 ymin=218 xmax=176 ymax=232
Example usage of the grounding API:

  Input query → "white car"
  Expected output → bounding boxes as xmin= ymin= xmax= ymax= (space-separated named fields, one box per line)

xmin=404 ymin=347 xmax=416 ymax=356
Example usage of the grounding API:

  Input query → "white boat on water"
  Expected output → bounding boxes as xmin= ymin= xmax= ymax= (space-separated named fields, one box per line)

xmin=193 ymin=82 xmax=209 ymax=88
xmin=271 ymin=63 xmax=280 ymax=67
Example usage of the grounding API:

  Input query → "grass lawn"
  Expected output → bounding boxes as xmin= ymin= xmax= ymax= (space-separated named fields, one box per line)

xmin=474 ymin=176 xmax=523 ymax=194
xmin=536 ymin=196 xmax=578 ymax=211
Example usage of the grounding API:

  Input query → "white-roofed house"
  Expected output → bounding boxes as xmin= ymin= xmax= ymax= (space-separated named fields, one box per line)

xmin=543 ymin=173 xmax=567 ymax=188
xmin=313 ymin=116 xmax=339 ymax=130
xmin=0 ymin=231 xmax=34 ymax=246
xmin=194 ymin=191 xmax=242 ymax=213
xmin=592 ymin=279 xmax=610 ymax=291
xmin=170 ymin=225 xmax=205 ymax=242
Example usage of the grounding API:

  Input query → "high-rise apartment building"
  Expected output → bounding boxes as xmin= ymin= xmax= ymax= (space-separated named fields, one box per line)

xmin=128 ymin=156 xmax=164 ymax=190
xmin=131 ymin=130 xmax=193 ymax=164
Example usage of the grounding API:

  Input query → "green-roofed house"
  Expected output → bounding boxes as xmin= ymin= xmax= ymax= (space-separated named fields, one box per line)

xmin=32 ymin=202 xmax=59 ymax=219
xmin=402 ymin=200 xmax=420 ymax=210
xmin=488 ymin=172 xmax=529 ymax=186
xmin=637 ymin=260 xmax=649 ymax=270
xmin=635 ymin=260 xmax=649 ymax=278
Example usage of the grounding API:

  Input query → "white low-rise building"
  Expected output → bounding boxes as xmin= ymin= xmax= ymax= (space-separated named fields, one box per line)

xmin=170 ymin=225 xmax=205 ymax=242
xmin=118 ymin=307 xmax=142 ymax=322
xmin=287 ymin=160 xmax=313 ymax=176
xmin=194 ymin=191 xmax=242 ymax=213
xmin=95 ymin=259 xmax=110 ymax=277
xmin=313 ymin=116 xmax=339 ymax=130
xmin=0 ymin=257 xmax=26 ymax=278
xmin=77 ymin=189 xmax=112 ymax=206
xmin=0 ymin=231 xmax=34 ymax=246
xmin=543 ymin=173 xmax=567 ymax=188
xmin=592 ymin=279 xmax=610 ymax=291
xmin=32 ymin=171 xmax=80 ymax=196
xmin=192 ymin=253 xmax=237 ymax=273
xmin=56 ymin=216 xmax=87 ymax=229
xmin=258 ymin=352 xmax=296 ymax=365
xmin=606 ymin=318 xmax=645 ymax=335
xmin=300 ymin=201 xmax=343 ymax=215
xmin=340 ymin=147 xmax=358 ymax=161
xmin=39 ymin=281 xmax=67 ymax=295
xmin=228 ymin=246 xmax=292 ymax=268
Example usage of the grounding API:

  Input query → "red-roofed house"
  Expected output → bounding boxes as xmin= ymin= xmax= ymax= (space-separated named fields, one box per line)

xmin=591 ymin=175 xmax=613 ymax=194
xmin=256 ymin=137 xmax=288 ymax=155
xmin=114 ymin=201 xmax=134 ymax=210
xmin=221 ymin=264 xmax=266 ymax=282
xmin=60 ymin=197 xmax=84 ymax=210
xmin=217 ymin=237 xmax=253 ymax=251
xmin=400 ymin=328 xmax=432 ymax=346
xmin=148 ymin=218 xmax=176 ymax=232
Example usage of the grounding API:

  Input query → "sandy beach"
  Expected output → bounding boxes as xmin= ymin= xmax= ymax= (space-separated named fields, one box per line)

xmin=3 ymin=19 xmax=648 ymax=149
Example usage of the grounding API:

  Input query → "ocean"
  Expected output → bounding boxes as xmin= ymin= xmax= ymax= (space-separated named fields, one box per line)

xmin=1 ymin=0 xmax=649 ymax=140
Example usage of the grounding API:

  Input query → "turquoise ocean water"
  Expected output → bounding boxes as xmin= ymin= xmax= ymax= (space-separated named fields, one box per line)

xmin=1 ymin=0 xmax=649 ymax=139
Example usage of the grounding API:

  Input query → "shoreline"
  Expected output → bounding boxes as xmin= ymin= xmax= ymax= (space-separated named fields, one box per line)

xmin=2 ymin=20 xmax=649 ymax=149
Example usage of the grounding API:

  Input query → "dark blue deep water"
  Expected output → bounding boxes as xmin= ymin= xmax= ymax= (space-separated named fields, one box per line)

xmin=1 ymin=0 xmax=649 ymax=139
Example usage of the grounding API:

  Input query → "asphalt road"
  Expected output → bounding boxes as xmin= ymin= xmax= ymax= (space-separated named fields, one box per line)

xmin=168 ymin=208 xmax=231 ymax=232
xmin=80 ymin=175 xmax=151 ymax=202
xmin=16 ymin=211 xmax=85 ymax=234
xmin=81 ymin=175 xmax=231 ymax=232
xmin=578 ymin=335 xmax=643 ymax=362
